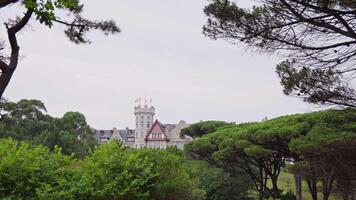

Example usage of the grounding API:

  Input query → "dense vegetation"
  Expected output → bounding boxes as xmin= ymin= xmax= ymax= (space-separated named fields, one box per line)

xmin=1 ymin=99 xmax=355 ymax=199
xmin=1 ymin=0 xmax=355 ymax=199
xmin=0 ymin=99 xmax=96 ymax=158
xmin=184 ymin=110 xmax=356 ymax=200
xmin=0 ymin=139 xmax=255 ymax=200
xmin=0 ymin=99 xmax=253 ymax=200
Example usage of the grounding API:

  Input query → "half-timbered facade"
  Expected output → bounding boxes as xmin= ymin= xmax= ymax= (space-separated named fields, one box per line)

xmin=145 ymin=120 xmax=169 ymax=148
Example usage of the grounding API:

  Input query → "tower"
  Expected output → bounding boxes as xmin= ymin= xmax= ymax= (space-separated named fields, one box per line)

xmin=134 ymin=98 xmax=155 ymax=148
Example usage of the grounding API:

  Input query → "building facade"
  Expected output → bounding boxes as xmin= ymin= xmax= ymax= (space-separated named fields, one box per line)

xmin=95 ymin=99 xmax=192 ymax=149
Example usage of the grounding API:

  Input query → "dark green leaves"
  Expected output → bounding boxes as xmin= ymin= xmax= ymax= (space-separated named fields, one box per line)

xmin=0 ymin=99 xmax=96 ymax=158
xmin=21 ymin=0 xmax=119 ymax=42
xmin=185 ymin=109 xmax=356 ymax=199
xmin=180 ymin=121 xmax=231 ymax=139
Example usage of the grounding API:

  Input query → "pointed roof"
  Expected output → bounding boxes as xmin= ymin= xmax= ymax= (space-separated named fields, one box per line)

xmin=145 ymin=119 xmax=169 ymax=141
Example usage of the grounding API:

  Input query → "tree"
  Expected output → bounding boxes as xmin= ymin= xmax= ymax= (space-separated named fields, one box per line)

xmin=70 ymin=141 xmax=156 ymax=200
xmin=289 ymin=109 xmax=356 ymax=200
xmin=187 ymin=160 xmax=252 ymax=200
xmin=0 ymin=98 xmax=97 ymax=158
xmin=0 ymin=0 xmax=120 ymax=98
xmin=136 ymin=148 xmax=206 ymax=200
xmin=186 ymin=109 xmax=356 ymax=199
xmin=203 ymin=0 xmax=356 ymax=107
xmin=180 ymin=121 xmax=231 ymax=139
xmin=0 ymin=98 xmax=53 ymax=141
xmin=185 ymin=125 xmax=282 ymax=199
xmin=185 ymin=118 xmax=308 ymax=199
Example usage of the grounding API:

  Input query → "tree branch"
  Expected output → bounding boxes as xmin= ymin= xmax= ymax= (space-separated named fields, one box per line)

xmin=0 ymin=60 xmax=9 ymax=73
xmin=6 ymin=9 xmax=34 ymax=52
xmin=5 ymin=9 xmax=33 ymax=69
xmin=0 ymin=0 xmax=19 ymax=8
xmin=280 ymin=0 xmax=356 ymax=39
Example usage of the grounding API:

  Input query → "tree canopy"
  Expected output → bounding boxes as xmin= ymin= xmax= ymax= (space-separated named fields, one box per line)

xmin=0 ymin=138 xmax=253 ymax=200
xmin=0 ymin=98 xmax=97 ymax=158
xmin=180 ymin=121 xmax=231 ymax=139
xmin=203 ymin=0 xmax=356 ymax=108
xmin=185 ymin=109 xmax=356 ymax=199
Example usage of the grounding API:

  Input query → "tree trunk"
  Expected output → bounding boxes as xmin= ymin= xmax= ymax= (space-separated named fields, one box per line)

xmin=337 ymin=179 xmax=350 ymax=200
xmin=352 ymin=180 xmax=356 ymax=200
xmin=0 ymin=69 xmax=15 ymax=98
xmin=322 ymin=175 xmax=335 ymax=200
xmin=271 ymin=176 xmax=281 ymax=198
xmin=0 ymin=9 xmax=33 ymax=99
xmin=295 ymin=174 xmax=302 ymax=200
xmin=307 ymin=179 xmax=318 ymax=200
xmin=341 ymin=191 xmax=349 ymax=200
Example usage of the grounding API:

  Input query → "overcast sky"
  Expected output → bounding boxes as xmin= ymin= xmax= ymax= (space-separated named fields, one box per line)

xmin=0 ymin=0 xmax=316 ymax=129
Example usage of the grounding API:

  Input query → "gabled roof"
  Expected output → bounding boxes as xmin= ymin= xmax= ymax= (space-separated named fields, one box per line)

xmin=145 ymin=119 xmax=169 ymax=142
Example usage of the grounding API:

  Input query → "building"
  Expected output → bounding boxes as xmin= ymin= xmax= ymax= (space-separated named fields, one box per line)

xmin=95 ymin=99 xmax=192 ymax=149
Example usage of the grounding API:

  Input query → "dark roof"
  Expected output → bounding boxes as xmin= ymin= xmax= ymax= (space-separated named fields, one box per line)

xmin=118 ymin=129 xmax=135 ymax=143
xmin=163 ymin=124 xmax=176 ymax=131
xmin=95 ymin=130 xmax=114 ymax=141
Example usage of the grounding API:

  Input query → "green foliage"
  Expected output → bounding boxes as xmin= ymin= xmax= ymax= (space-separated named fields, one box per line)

xmin=180 ymin=120 xmax=231 ymax=139
xmin=0 ymin=99 xmax=96 ymax=158
xmin=136 ymin=148 xmax=205 ymax=200
xmin=186 ymin=109 xmax=356 ymax=199
xmin=2 ymin=99 xmax=355 ymax=199
xmin=187 ymin=160 xmax=252 ymax=200
xmin=28 ymin=0 xmax=120 ymax=44
xmin=5 ymin=0 xmax=119 ymax=44
xmin=0 ymin=139 xmax=216 ymax=200
xmin=71 ymin=141 xmax=156 ymax=200
xmin=0 ymin=138 xmax=73 ymax=200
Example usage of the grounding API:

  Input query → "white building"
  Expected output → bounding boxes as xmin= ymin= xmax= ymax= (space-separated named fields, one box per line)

xmin=95 ymin=98 xmax=192 ymax=149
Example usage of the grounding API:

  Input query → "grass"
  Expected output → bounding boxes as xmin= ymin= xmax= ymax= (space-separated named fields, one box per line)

xmin=276 ymin=171 xmax=342 ymax=200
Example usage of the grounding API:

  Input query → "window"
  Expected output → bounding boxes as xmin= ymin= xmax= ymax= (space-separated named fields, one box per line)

xmin=147 ymin=122 xmax=150 ymax=128
xmin=100 ymin=137 xmax=109 ymax=144
xmin=141 ymin=115 xmax=144 ymax=120
xmin=140 ymin=132 xmax=144 ymax=138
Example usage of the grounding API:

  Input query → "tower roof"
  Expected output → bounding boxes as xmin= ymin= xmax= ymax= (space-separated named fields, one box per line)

xmin=134 ymin=97 xmax=153 ymax=107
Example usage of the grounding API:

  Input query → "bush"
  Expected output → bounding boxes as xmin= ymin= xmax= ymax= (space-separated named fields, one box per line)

xmin=0 ymin=138 xmax=73 ymax=200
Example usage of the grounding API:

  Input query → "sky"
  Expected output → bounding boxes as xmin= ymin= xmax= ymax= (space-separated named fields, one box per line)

xmin=0 ymin=0 xmax=316 ymax=129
